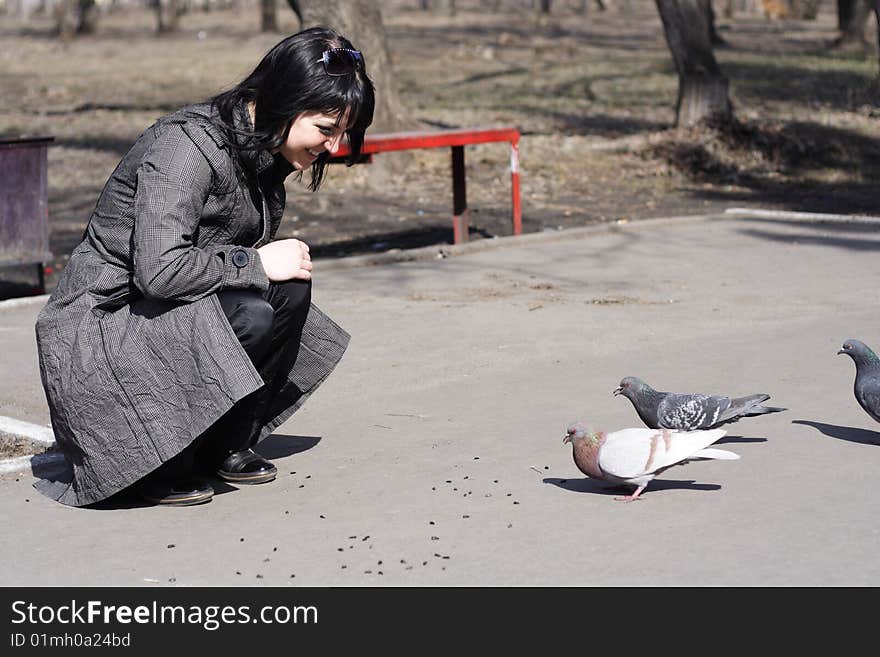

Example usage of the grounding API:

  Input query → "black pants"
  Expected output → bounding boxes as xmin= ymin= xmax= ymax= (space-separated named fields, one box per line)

xmin=147 ymin=279 xmax=312 ymax=481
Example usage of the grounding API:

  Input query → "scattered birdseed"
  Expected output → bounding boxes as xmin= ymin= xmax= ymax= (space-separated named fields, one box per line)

xmin=506 ymin=493 xmax=512 ymax=497
xmin=431 ymin=536 xmax=439 ymax=540
xmin=348 ymin=535 xmax=357 ymax=539
xmin=434 ymin=553 xmax=441 ymax=558
xmin=463 ymin=476 xmax=469 ymax=480
xmin=285 ymin=510 xmax=290 ymax=515
xmin=236 ymin=571 xmax=241 ymax=576
xmin=431 ymin=486 xmax=436 ymax=491
xmin=273 ymin=547 xmax=278 ymax=552
xmin=445 ymin=480 xmax=452 ymax=483
xmin=442 ymin=556 xmax=450 ymax=560
xmin=298 ymin=485 xmax=305 ymax=488
xmin=319 ymin=515 xmax=325 ymax=519
xmin=166 ymin=544 xmax=175 ymax=549
xmin=378 ymin=571 xmax=384 ymax=576
xmin=544 ymin=466 xmax=549 ymax=470
xmin=473 ymin=457 xmax=479 ymax=460
xmin=364 ymin=570 xmax=372 ymax=574
xmin=462 ymin=515 xmax=470 ymax=519
xmin=493 ymin=480 xmax=498 ymax=483
xmin=513 ymin=501 xmax=520 ymax=505
xmin=361 ymin=535 xmax=370 ymax=541
xmin=429 ymin=521 xmax=435 ymax=525
xmin=25 ymin=499 xmax=30 ymax=503
xmin=256 ymin=574 xmax=263 ymax=579
xmin=337 ymin=548 xmax=344 ymax=552
xmin=422 ymin=561 xmax=427 ymax=566
xmin=240 ymin=538 xmax=245 ymax=542
xmin=507 ymin=524 xmax=513 ymax=528
xmin=341 ymin=565 xmax=347 ymax=569
xmin=168 ymin=578 xmax=176 ymax=583
xmin=400 ymin=559 xmax=406 ymax=564
xmin=405 ymin=566 xmax=413 ymax=570
xmin=263 ymin=558 xmax=270 ymax=562
xmin=377 ymin=560 xmax=383 ymax=565
xmin=290 ymin=574 xmax=295 ymax=578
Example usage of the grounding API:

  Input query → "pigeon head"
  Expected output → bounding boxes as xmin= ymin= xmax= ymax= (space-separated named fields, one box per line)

xmin=563 ymin=422 xmax=603 ymax=445
xmin=563 ymin=422 xmax=587 ymax=444
xmin=838 ymin=339 xmax=880 ymax=366
xmin=613 ymin=376 xmax=652 ymax=400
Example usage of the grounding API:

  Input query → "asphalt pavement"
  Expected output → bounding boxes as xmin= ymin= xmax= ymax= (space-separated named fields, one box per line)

xmin=2 ymin=210 xmax=880 ymax=586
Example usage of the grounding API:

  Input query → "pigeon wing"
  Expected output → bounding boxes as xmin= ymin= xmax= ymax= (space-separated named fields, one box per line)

xmin=856 ymin=382 xmax=880 ymax=423
xmin=599 ymin=428 xmax=728 ymax=478
xmin=597 ymin=428 xmax=669 ymax=479
xmin=657 ymin=393 xmax=729 ymax=430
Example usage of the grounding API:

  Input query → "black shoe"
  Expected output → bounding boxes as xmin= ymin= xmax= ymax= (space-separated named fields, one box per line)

xmin=217 ymin=449 xmax=277 ymax=485
xmin=137 ymin=477 xmax=214 ymax=507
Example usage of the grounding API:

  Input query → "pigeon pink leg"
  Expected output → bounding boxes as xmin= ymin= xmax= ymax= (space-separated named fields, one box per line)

xmin=614 ymin=485 xmax=646 ymax=502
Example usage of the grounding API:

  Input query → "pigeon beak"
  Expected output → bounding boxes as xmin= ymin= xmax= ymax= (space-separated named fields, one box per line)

xmin=562 ymin=435 xmax=571 ymax=444
xmin=612 ymin=387 xmax=622 ymax=396
xmin=837 ymin=349 xmax=845 ymax=355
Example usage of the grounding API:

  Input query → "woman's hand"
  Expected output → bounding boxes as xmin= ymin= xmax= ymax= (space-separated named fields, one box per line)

xmin=257 ymin=239 xmax=312 ymax=282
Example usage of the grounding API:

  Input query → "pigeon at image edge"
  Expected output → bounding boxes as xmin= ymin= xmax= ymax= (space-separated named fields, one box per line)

xmin=837 ymin=338 xmax=880 ymax=425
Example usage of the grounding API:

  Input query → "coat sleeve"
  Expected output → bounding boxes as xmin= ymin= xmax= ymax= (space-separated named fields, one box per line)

xmin=132 ymin=123 xmax=270 ymax=302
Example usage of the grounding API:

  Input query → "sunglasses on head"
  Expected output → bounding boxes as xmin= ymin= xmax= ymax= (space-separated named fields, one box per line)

xmin=316 ymin=48 xmax=364 ymax=76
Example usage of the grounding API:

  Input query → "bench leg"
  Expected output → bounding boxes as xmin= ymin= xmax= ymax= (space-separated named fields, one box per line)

xmin=510 ymin=141 xmax=522 ymax=236
xmin=37 ymin=262 xmax=46 ymax=294
xmin=451 ymin=145 xmax=469 ymax=244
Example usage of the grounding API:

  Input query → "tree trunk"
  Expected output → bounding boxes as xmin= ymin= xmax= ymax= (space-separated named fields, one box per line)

xmin=152 ymin=0 xmax=184 ymax=33
xmin=261 ymin=0 xmax=278 ymax=32
xmin=874 ymin=1 xmax=880 ymax=75
xmin=834 ymin=0 xmax=872 ymax=47
xmin=53 ymin=0 xmax=78 ymax=40
xmin=299 ymin=0 xmax=406 ymax=132
xmin=76 ymin=0 xmax=99 ymax=34
xmin=655 ymin=0 xmax=732 ymax=127
xmin=284 ymin=0 xmax=303 ymax=23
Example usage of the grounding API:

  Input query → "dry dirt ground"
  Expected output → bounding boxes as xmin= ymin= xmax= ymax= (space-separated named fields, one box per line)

xmin=1 ymin=0 xmax=878 ymax=297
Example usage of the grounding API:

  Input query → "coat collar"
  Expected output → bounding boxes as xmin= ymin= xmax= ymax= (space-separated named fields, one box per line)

xmin=232 ymin=101 xmax=276 ymax=176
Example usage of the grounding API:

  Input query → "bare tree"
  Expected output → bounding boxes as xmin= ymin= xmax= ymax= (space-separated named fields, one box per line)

xmin=655 ymin=0 xmax=733 ymax=127
xmin=53 ymin=0 xmax=99 ymax=38
xmin=833 ymin=0 xmax=872 ymax=47
xmin=875 ymin=1 xmax=880 ymax=71
xmin=299 ymin=0 xmax=406 ymax=131
xmin=261 ymin=0 xmax=278 ymax=31
xmin=151 ymin=0 xmax=185 ymax=33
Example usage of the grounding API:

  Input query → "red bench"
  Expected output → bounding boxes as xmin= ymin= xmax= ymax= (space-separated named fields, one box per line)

xmin=331 ymin=127 xmax=522 ymax=245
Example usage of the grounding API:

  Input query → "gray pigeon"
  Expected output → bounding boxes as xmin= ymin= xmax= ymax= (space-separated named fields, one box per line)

xmin=613 ymin=376 xmax=786 ymax=431
xmin=563 ymin=423 xmax=738 ymax=502
xmin=837 ymin=339 xmax=880 ymax=424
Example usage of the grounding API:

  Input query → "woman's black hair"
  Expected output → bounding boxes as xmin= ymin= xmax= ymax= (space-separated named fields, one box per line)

xmin=211 ymin=26 xmax=375 ymax=191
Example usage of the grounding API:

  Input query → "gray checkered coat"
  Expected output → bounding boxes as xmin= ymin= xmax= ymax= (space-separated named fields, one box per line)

xmin=34 ymin=102 xmax=350 ymax=507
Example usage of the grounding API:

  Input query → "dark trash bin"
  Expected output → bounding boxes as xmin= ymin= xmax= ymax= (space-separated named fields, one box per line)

xmin=0 ymin=136 xmax=54 ymax=294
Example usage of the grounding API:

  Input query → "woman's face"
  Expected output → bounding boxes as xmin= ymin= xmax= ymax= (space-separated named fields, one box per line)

xmin=276 ymin=109 xmax=349 ymax=170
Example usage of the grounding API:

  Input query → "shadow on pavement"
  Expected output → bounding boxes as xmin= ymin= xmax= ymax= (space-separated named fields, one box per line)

xmin=255 ymin=434 xmax=321 ymax=460
xmin=542 ymin=477 xmax=721 ymax=496
xmin=716 ymin=434 xmax=767 ymax=444
xmin=791 ymin=419 xmax=880 ymax=446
